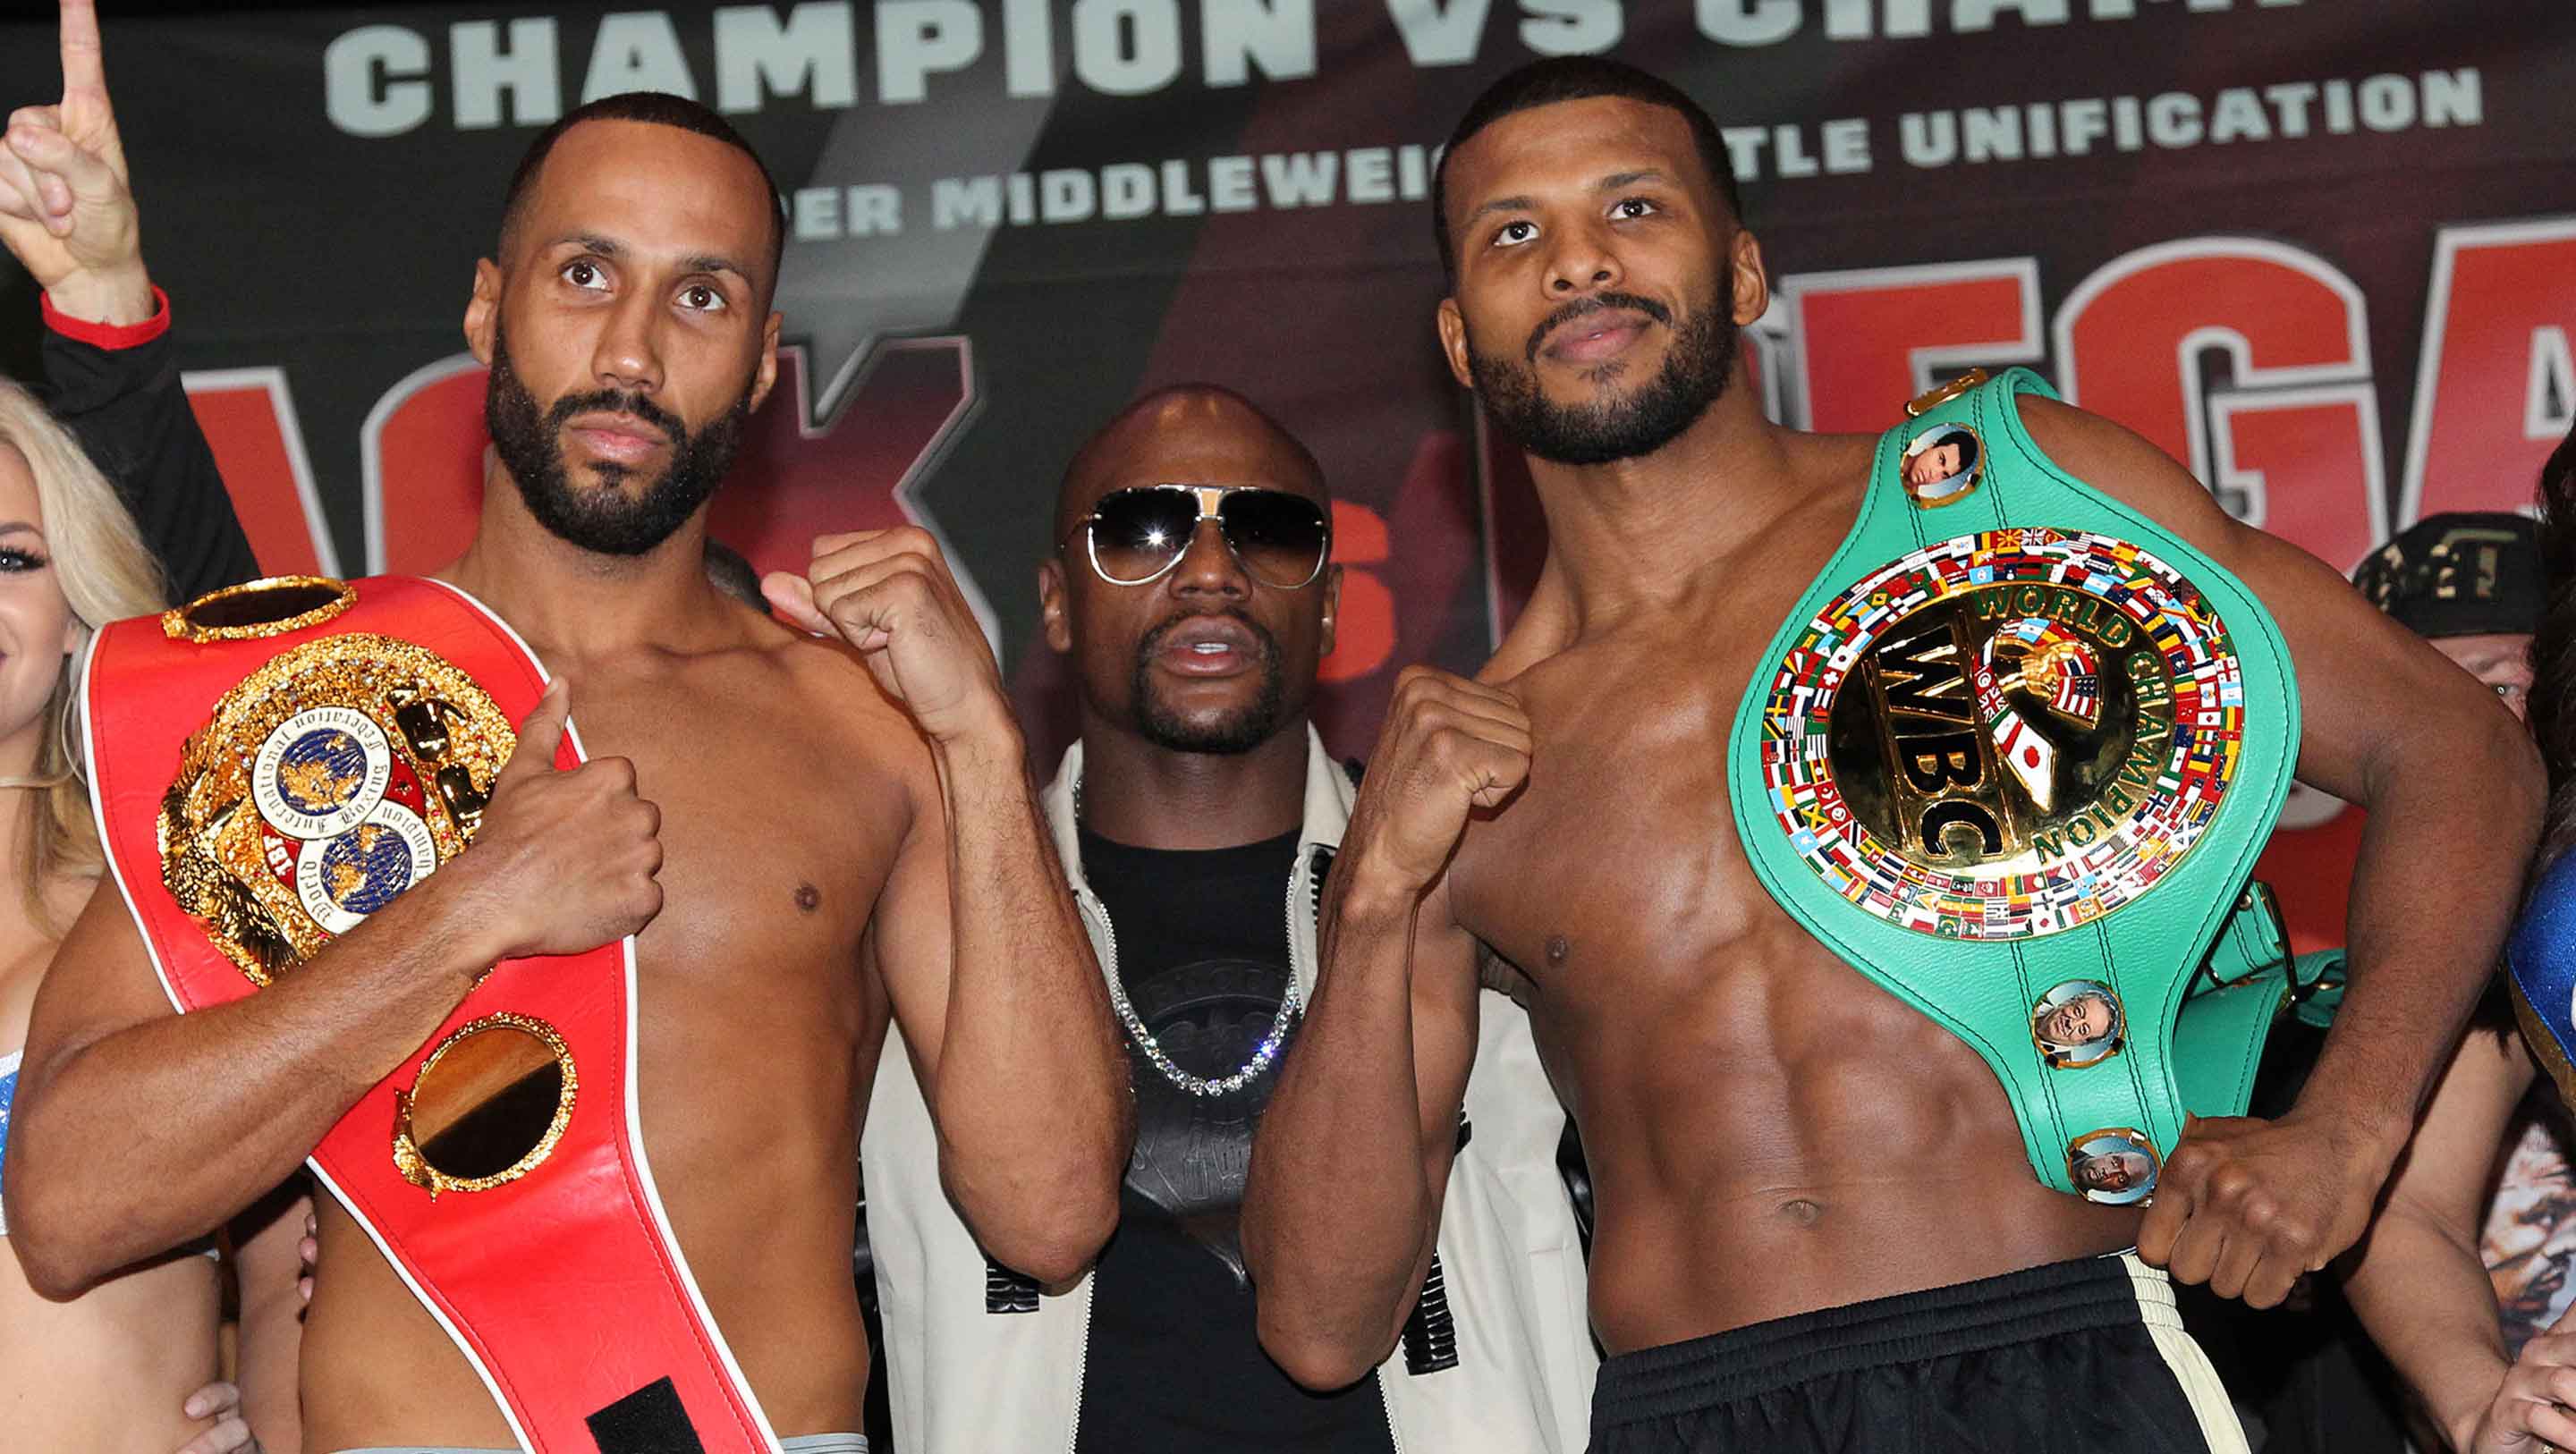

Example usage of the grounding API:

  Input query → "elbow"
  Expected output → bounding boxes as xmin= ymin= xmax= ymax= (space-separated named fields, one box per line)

xmin=5 ymin=1193 xmax=112 ymax=1302
xmin=1257 ymin=1302 xmax=1387 ymax=1392
xmin=996 ymin=1196 xmax=1118 ymax=1288
xmin=964 ymin=1171 xmax=1119 ymax=1288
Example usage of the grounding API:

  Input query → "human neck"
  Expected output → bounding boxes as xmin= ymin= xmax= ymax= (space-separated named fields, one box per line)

xmin=440 ymin=463 xmax=725 ymax=660
xmin=1075 ymin=712 xmax=1310 ymax=851
xmin=1522 ymin=385 xmax=1810 ymax=626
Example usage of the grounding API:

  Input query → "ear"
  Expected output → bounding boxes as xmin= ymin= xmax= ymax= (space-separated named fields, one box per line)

xmin=1318 ymin=562 xmax=1342 ymax=658
xmin=1038 ymin=558 xmax=1073 ymax=655
xmin=464 ymin=258 xmax=503 ymax=365
xmin=748 ymin=310 xmax=783 ymax=412
xmin=1436 ymin=296 xmax=1475 ymax=391
xmin=1728 ymin=228 xmax=1770 ymax=327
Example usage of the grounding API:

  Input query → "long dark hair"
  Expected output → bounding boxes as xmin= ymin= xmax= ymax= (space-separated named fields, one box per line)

xmin=2529 ymin=418 xmax=2576 ymax=863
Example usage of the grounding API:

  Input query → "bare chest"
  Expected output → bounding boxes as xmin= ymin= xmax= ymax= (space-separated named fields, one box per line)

xmin=552 ymin=671 xmax=904 ymax=1008
xmin=1451 ymin=629 xmax=1791 ymax=1018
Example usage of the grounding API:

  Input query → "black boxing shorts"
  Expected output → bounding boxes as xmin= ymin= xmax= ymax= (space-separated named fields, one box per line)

xmin=1589 ymin=1251 xmax=2247 ymax=1453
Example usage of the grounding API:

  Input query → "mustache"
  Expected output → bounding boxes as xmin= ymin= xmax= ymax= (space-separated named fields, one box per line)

xmin=1136 ymin=607 xmax=1282 ymax=662
xmin=547 ymin=387 xmax=687 ymax=443
xmin=1526 ymin=292 xmax=1673 ymax=364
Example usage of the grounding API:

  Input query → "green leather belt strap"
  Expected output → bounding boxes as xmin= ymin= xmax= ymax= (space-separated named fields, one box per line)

xmin=1725 ymin=368 xmax=2300 ymax=1201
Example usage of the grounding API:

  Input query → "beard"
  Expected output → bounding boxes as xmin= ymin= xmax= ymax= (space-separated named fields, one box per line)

xmin=1130 ymin=609 xmax=1290 ymax=755
xmin=1467 ymin=280 xmax=1739 ymax=467
xmin=484 ymin=326 xmax=754 ymax=557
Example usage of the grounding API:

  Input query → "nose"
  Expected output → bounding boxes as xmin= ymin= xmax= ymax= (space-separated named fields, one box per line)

xmin=1167 ymin=517 xmax=1249 ymax=600
xmin=591 ymin=288 xmax=665 ymax=395
xmin=1545 ymin=216 xmax=1623 ymax=297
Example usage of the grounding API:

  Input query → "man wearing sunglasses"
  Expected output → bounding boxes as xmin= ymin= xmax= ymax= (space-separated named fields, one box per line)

xmin=862 ymin=384 xmax=1595 ymax=1453
xmin=1243 ymin=55 xmax=2540 ymax=1454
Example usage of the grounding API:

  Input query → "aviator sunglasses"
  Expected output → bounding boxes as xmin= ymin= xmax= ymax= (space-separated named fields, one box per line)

xmin=1064 ymin=484 xmax=1333 ymax=590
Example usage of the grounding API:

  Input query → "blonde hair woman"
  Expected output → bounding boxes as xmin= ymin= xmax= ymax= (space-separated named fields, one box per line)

xmin=3 ymin=6 xmax=300 ymax=1448
xmin=0 ymin=381 xmax=261 ymax=1453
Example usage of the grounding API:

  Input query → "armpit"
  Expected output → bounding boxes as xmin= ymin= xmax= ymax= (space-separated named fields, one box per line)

xmin=1476 ymin=939 xmax=1538 ymax=1008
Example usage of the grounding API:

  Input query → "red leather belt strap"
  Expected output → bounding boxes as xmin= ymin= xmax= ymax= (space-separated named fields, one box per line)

xmin=83 ymin=575 xmax=777 ymax=1454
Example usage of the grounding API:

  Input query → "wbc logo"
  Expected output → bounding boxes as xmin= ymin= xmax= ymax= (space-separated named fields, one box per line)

xmin=1758 ymin=528 xmax=2247 ymax=941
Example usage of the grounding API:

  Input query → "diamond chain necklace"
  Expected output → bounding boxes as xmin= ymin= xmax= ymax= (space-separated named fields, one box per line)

xmin=1077 ymin=778 xmax=1305 ymax=1098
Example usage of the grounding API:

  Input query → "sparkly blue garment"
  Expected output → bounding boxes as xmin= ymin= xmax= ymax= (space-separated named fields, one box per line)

xmin=0 ymin=1047 xmax=20 ymax=1236
xmin=2512 ymin=851 xmax=2576 ymax=1101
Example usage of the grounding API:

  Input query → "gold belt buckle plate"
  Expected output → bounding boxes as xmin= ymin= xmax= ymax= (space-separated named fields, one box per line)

xmin=158 ymin=632 xmax=516 ymax=984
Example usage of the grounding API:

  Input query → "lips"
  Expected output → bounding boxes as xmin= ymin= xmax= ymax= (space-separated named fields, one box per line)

xmin=1540 ymin=308 xmax=1655 ymax=365
xmin=564 ymin=411 xmax=669 ymax=464
xmin=1152 ymin=614 xmax=1262 ymax=677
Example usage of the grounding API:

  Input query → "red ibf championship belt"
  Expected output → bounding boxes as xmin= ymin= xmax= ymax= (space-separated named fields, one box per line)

xmin=82 ymin=575 xmax=779 ymax=1454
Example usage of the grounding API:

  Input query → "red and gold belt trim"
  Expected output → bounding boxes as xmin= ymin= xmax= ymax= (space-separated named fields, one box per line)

xmin=83 ymin=574 xmax=778 ymax=1454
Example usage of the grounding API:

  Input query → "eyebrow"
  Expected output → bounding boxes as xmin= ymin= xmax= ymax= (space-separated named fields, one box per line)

xmin=1462 ymin=193 xmax=1536 ymax=226
xmin=1462 ymin=169 xmax=1676 ymax=226
xmin=681 ymin=253 xmax=755 ymax=284
xmin=550 ymin=233 xmax=751 ymax=285
xmin=0 ymin=520 xmax=38 ymax=536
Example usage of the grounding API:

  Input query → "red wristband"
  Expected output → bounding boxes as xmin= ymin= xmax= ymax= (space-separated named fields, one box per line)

xmin=40 ymin=284 xmax=172 ymax=349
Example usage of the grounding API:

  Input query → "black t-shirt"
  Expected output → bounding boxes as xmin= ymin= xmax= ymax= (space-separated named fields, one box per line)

xmin=1072 ymin=824 xmax=1394 ymax=1454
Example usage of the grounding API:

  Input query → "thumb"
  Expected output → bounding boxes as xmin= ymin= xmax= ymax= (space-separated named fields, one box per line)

xmin=499 ymin=676 xmax=572 ymax=781
xmin=761 ymin=570 xmax=830 ymax=635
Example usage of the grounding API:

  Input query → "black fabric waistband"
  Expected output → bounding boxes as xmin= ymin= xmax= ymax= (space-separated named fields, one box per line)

xmin=1593 ymin=1252 xmax=2145 ymax=1425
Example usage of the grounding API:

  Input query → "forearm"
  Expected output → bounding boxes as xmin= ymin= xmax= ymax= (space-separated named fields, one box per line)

xmin=13 ymin=886 xmax=492 ymax=1289
xmin=928 ymin=725 xmax=1129 ymax=1280
xmin=2297 ymin=715 xmax=2541 ymax=1150
xmin=1245 ymin=875 xmax=1440 ymax=1377
xmin=2344 ymin=1206 xmax=2512 ymax=1450
xmin=35 ymin=287 xmax=262 ymax=599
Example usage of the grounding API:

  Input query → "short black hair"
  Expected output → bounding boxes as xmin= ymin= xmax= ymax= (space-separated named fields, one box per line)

xmin=1431 ymin=56 xmax=1742 ymax=282
xmin=497 ymin=91 xmax=787 ymax=294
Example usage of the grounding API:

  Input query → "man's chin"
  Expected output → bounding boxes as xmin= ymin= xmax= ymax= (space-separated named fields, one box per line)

xmin=1137 ymin=700 xmax=1282 ymax=756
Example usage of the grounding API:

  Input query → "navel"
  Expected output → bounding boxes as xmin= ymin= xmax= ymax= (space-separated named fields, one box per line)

xmin=1545 ymin=934 xmax=1571 ymax=968
xmin=1778 ymin=1198 xmax=1824 ymax=1228
xmin=795 ymin=883 xmax=821 ymax=913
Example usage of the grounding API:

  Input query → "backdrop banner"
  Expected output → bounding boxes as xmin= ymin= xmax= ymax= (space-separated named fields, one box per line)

xmin=4 ymin=0 xmax=2572 ymax=951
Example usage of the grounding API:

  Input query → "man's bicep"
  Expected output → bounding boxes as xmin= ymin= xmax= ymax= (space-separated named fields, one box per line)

xmin=22 ymin=875 xmax=177 ymax=1087
xmin=2018 ymin=395 xmax=2501 ymax=801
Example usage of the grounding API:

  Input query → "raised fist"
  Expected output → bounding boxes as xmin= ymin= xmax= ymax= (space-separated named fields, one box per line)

xmin=1341 ymin=665 xmax=1533 ymax=898
xmin=764 ymin=526 xmax=1013 ymax=747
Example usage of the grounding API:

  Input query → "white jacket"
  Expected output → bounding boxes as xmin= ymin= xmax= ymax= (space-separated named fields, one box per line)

xmin=861 ymin=728 xmax=1597 ymax=1452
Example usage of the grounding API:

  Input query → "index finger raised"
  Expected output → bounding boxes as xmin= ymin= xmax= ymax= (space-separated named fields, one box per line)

xmin=59 ymin=0 xmax=106 ymax=97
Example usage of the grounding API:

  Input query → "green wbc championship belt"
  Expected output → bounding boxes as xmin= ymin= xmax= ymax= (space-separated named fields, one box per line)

xmin=1726 ymin=368 xmax=2300 ymax=1202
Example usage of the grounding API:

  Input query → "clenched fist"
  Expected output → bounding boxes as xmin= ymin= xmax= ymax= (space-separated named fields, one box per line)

xmin=764 ymin=526 xmax=1012 ymax=746
xmin=1341 ymin=665 xmax=1533 ymax=899
xmin=2137 ymin=1109 xmax=2385 ymax=1309
xmin=450 ymin=677 xmax=665 ymax=966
